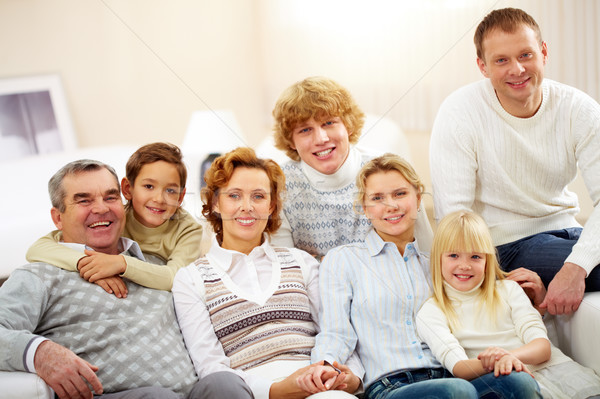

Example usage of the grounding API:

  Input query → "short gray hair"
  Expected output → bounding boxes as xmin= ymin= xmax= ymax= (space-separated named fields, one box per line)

xmin=48 ymin=159 xmax=119 ymax=212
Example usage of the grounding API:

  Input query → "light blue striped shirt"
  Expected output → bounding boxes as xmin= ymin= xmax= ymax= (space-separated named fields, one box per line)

xmin=311 ymin=228 xmax=441 ymax=388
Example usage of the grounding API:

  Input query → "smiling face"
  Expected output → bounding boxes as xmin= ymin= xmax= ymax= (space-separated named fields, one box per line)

xmin=122 ymin=161 xmax=185 ymax=228
xmin=362 ymin=170 xmax=420 ymax=252
xmin=441 ymin=251 xmax=486 ymax=292
xmin=51 ymin=168 xmax=125 ymax=255
xmin=291 ymin=116 xmax=350 ymax=175
xmin=477 ymin=25 xmax=548 ymax=117
xmin=213 ymin=167 xmax=273 ymax=254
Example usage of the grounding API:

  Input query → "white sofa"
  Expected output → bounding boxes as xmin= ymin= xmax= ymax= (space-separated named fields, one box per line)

xmin=1 ymin=145 xmax=599 ymax=397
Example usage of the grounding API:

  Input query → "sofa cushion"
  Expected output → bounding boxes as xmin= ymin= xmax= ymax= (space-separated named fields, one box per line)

xmin=0 ymin=371 xmax=53 ymax=399
xmin=553 ymin=292 xmax=600 ymax=376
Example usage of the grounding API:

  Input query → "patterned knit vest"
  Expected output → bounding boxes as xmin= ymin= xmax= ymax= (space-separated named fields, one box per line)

xmin=282 ymin=154 xmax=373 ymax=257
xmin=195 ymin=247 xmax=316 ymax=371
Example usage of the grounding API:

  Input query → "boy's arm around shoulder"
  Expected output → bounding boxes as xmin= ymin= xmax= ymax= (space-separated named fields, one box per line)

xmin=25 ymin=231 xmax=82 ymax=272
xmin=121 ymin=212 xmax=203 ymax=291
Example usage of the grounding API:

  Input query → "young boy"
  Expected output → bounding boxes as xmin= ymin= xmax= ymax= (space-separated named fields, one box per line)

xmin=26 ymin=142 xmax=203 ymax=294
xmin=269 ymin=76 xmax=433 ymax=257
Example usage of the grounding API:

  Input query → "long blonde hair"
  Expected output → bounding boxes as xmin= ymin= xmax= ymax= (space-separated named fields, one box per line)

xmin=430 ymin=211 xmax=506 ymax=330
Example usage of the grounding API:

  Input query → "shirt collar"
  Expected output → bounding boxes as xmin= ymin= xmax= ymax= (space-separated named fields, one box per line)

xmin=206 ymin=233 xmax=274 ymax=272
xmin=300 ymin=146 xmax=362 ymax=190
xmin=59 ymin=237 xmax=145 ymax=261
xmin=364 ymin=228 xmax=422 ymax=259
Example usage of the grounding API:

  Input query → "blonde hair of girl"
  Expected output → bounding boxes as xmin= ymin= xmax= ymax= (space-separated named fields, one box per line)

xmin=430 ymin=210 xmax=506 ymax=330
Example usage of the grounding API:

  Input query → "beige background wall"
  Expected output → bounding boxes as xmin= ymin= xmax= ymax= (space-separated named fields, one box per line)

xmin=0 ymin=0 xmax=597 ymax=222
xmin=0 ymin=0 xmax=266 ymax=147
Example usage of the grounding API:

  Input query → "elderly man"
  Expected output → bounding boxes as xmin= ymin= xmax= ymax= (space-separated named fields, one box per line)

xmin=0 ymin=159 xmax=251 ymax=399
xmin=430 ymin=7 xmax=600 ymax=315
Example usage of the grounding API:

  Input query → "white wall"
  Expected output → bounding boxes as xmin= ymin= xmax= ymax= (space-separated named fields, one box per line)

xmin=0 ymin=0 xmax=597 ymax=219
xmin=2 ymin=1 xmax=598 ymax=146
xmin=0 ymin=0 xmax=265 ymax=147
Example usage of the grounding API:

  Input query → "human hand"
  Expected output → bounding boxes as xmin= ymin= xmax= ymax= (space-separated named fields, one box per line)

xmin=271 ymin=361 xmax=345 ymax=399
xmin=34 ymin=340 xmax=103 ymax=399
xmin=493 ymin=353 xmax=533 ymax=378
xmin=507 ymin=267 xmax=546 ymax=312
xmin=78 ymin=251 xmax=127 ymax=282
xmin=94 ymin=276 xmax=128 ymax=298
xmin=540 ymin=262 xmax=586 ymax=315
xmin=296 ymin=361 xmax=348 ymax=394
xmin=334 ymin=361 xmax=361 ymax=393
xmin=477 ymin=346 xmax=511 ymax=372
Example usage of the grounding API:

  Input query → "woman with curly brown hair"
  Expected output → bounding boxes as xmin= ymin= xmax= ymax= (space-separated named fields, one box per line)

xmin=173 ymin=147 xmax=359 ymax=399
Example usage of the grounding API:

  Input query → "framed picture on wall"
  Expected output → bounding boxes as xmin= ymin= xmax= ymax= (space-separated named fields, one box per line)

xmin=0 ymin=74 xmax=76 ymax=162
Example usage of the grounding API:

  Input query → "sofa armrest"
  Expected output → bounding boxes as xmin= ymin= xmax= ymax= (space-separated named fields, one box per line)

xmin=551 ymin=292 xmax=600 ymax=376
xmin=0 ymin=371 xmax=53 ymax=399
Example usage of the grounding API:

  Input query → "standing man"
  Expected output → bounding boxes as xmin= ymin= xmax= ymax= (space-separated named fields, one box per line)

xmin=0 ymin=159 xmax=251 ymax=399
xmin=430 ymin=8 xmax=600 ymax=315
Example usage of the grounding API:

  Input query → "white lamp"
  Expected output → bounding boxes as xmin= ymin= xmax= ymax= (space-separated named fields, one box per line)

xmin=180 ymin=110 xmax=247 ymax=221
xmin=181 ymin=109 xmax=247 ymax=155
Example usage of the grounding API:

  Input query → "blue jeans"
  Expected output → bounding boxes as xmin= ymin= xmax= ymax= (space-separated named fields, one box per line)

xmin=496 ymin=228 xmax=600 ymax=291
xmin=364 ymin=368 xmax=477 ymax=399
xmin=470 ymin=371 xmax=541 ymax=399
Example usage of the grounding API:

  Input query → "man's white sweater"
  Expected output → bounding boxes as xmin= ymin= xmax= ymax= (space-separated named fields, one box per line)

xmin=431 ymin=79 xmax=600 ymax=274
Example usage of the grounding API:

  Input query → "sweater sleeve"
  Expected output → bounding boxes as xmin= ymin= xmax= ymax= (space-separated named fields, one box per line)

xmin=430 ymin=95 xmax=478 ymax=222
xmin=0 ymin=269 xmax=49 ymax=372
xmin=292 ymin=247 xmax=366 ymax=382
xmin=25 ymin=231 xmax=83 ymax=272
xmin=503 ymin=280 xmax=548 ymax=344
xmin=565 ymin=95 xmax=600 ymax=274
xmin=415 ymin=299 xmax=468 ymax=374
xmin=122 ymin=212 xmax=203 ymax=291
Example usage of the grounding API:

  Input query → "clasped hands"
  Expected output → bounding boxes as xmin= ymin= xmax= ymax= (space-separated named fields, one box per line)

xmin=295 ymin=360 xmax=359 ymax=396
xmin=77 ymin=250 xmax=128 ymax=298
xmin=477 ymin=346 xmax=533 ymax=378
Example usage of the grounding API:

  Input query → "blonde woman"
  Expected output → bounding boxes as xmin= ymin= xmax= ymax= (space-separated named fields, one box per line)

xmin=299 ymin=154 xmax=534 ymax=398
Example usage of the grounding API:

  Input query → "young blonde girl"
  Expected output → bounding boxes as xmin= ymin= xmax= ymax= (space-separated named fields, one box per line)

xmin=416 ymin=210 xmax=600 ymax=399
